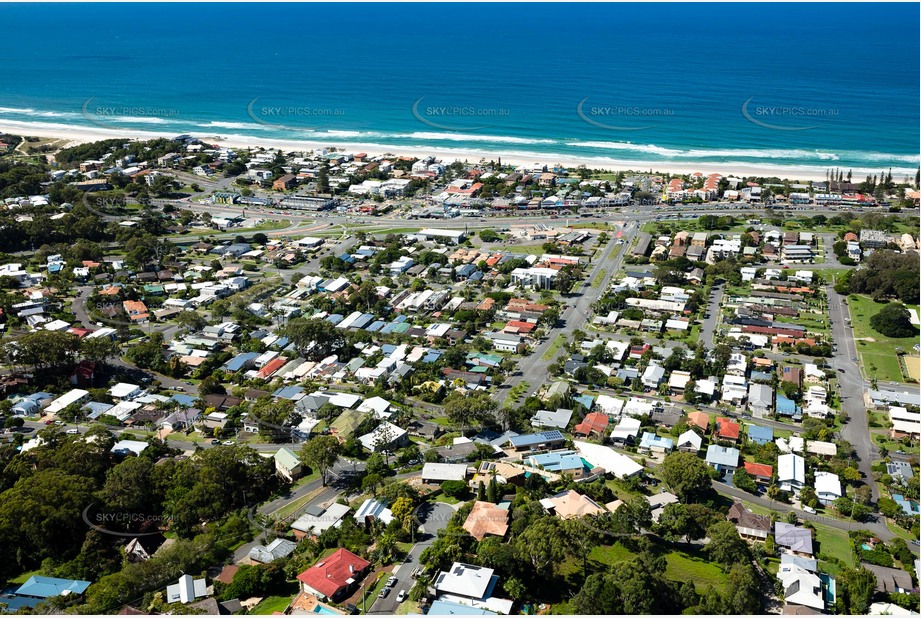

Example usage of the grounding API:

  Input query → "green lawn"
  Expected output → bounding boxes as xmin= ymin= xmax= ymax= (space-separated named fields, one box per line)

xmin=541 ymin=335 xmax=567 ymax=361
xmin=503 ymin=244 xmax=546 ymax=255
xmin=812 ymin=522 xmax=854 ymax=568
xmin=8 ymin=570 xmax=40 ymax=585
xmin=248 ymin=595 xmax=294 ymax=615
xmin=591 ymin=269 xmax=607 ymax=288
xmin=847 ymin=294 xmax=920 ymax=383
xmin=664 ymin=549 xmax=729 ymax=593
xmin=588 ymin=542 xmax=728 ymax=593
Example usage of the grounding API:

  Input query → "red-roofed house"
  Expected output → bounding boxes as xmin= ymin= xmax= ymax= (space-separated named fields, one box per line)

xmin=257 ymin=357 xmax=287 ymax=380
xmin=573 ymin=412 xmax=609 ymax=437
xmin=715 ymin=417 xmax=740 ymax=442
xmin=687 ymin=411 xmax=709 ymax=432
xmin=504 ymin=320 xmax=537 ymax=335
xmin=297 ymin=548 xmax=370 ymax=601
xmin=744 ymin=461 xmax=773 ymax=486
xmin=123 ymin=300 xmax=149 ymax=323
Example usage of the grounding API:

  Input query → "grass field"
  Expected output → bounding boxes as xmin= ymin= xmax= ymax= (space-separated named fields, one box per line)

xmin=588 ymin=541 xmax=728 ymax=593
xmin=591 ymin=269 xmax=607 ymax=288
xmin=541 ymin=335 xmax=567 ymax=361
xmin=812 ymin=522 xmax=854 ymax=567
xmin=847 ymin=294 xmax=920 ymax=383
xmin=503 ymin=244 xmax=546 ymax=254
xmin=248 ymin=595 xmax=294 ymax=615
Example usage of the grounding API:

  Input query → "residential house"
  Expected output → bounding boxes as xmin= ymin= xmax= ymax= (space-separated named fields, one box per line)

xmin=860 ymin=563 xmax=913 ymax=595
xmin=727 ymin=501 xmax=772 ymax=540
xmin=775 ymin=522 xmax=814 ymax=556
xmin=296 ymin=548 xmax=370 ymax=601
xmin=778 ymin=453 xmax=806 ymax=493
xmin=676 ymin=429 xmax=703 ymax=453
xmin=462 ymin=501 xmax=510 ymax=541
xmin=814 ymin=472 xmax=842 ymax=505
xmin=705 ymin=445 xmax=740 ymax=474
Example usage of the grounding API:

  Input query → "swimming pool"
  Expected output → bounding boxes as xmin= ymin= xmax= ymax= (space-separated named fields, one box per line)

xmin=312 ymin=605 xmax=340 ymax=615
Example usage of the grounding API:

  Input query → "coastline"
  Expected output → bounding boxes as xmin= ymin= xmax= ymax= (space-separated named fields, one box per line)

xmin=0 ymin=119 xmax=884 ymax=183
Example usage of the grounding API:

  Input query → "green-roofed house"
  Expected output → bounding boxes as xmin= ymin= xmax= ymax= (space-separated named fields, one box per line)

xmin=330 ymin=409 xmax=365 ymax=440
xmin=274 ymin=447 xmax=302 ymax=481
xmin=142 ymin=284 xmax=165 ymax=295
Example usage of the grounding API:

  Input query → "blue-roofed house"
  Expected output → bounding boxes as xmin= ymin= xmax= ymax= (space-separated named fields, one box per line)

xmin=455 ymin=264 xmax=478 ymax=280
xmin=15 ymin=576 xmax=91 ymax=599
xmin=427 ymin=599 xmax=497 ymax=615
xmin=273 ymin=385 xmax=305 ymax=401
xmin=747 ymin=424 xmax=774 ymax=445
xmin=527 ymin=450 xmax=586 ymax=478
xmin=326 ymin=314 xmax=344 ymax=325
xmin=776 ymin=394 xmax=802 ymax=420
xmin=705 ymin=445 xmax=740 ymax=474
xmin=638 ymin=432 xmax=674 ymax=454
xmin=169 ymin=393 xmax=198 ymax=407
xmin=11 ymin=392 xmax=54 ymax=416
xmin=224 ymin=351 xmax=260 ymax=372
xmin=892 ymin=494 xmax=921 ymax=516
xmin=83 ymin=401 xmax=114 ymax=419
xmin=574 ymin=394 xmax=595 ymax=411
xmin=508 ymin=430 xmax=565 ymax=452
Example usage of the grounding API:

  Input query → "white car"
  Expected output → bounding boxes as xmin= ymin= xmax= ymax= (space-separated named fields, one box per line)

xmin=396 ymin=590 xmax=407 ymax=603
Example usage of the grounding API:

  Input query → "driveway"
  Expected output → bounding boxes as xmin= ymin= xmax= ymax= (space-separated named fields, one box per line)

xmin=367 ymin=502 xmax=455 ymax=614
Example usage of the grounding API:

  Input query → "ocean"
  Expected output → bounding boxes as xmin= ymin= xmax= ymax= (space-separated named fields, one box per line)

xmin=0 ymin=2 xmax=918 ymax=177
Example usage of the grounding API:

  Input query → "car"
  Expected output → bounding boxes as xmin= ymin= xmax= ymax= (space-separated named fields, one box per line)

xmin=44 ymin=419 xmax=53 ymax=425
xmin=838 ymin=368 xmax=845 ymax=373
xmin=386 ymin=577 xmax=397 ymax=588
xmin=378 ymin=588 xmax=390 ymax=599
xmin=66 ymin=428 xmax=79 ymax=435
xmin=407 ymin=459 xmax=420 ymax=465
xmin=912 ymin=540 xmax=920 ymax=546
xmin=396 ymin=590 xmax=407 ymax=603
xmin=803 ymin=505 xmax=816 ymax=514
xmin=211 ymin=439 xmax=221 ymax=445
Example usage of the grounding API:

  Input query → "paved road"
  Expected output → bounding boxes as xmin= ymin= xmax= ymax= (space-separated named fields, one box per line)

xmin=712 ymin=481 xmax=919 ymax=556
xmin=825 ymin=284 xmax=881 ymax=500
xmin=497 ymin=223 xmax=636 ymax=405
xmin=699 ymin=282 xmax=724 ymax=346
xmin=367 ymin=502 xmax=456 ymax=615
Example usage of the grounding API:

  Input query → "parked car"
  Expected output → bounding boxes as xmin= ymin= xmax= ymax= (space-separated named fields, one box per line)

xmin=396 ymin=590 xmax=407 ymax=603
xmin=378 ymin=588 xmax=390 ymax=599
xmin=66 ymin=428 xmax=79 ymax=435
xmin=386 ymin=577 xmax=397 ymax=588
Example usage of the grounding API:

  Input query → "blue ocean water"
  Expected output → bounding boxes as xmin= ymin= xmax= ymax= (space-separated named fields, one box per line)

xmin=0 ymin=3 xmax=917 ymax=176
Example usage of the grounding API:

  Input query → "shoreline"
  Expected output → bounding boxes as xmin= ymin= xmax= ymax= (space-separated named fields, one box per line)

xmin=0 ymin=119 xmax=904 ymax=184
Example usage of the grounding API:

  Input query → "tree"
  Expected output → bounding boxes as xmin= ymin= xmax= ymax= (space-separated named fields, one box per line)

xmin=442 ymin=391 xmax=496 ymax=435
xmin=299 ymin=436 xmax=340 ymax=486
xmin=660 ymin=452 xmax=712 ymax=502
xmin=361 ymin=473 xmax=383 ymax=496
xmin=440 ymin=480 xmax=469 ymax=499
xmin=486 ymin=475 xmax=499 ymax=503
xmin=281 ymin=318 xmax=351 ymax=361
xmin=705 ymin=521 xmax=749 ymax=568
xmin=732 ymin=468 xmax=759 ymax=494
xmin=514 ymin=516 xmax=567 ymax=577
xmin=869 ymin=302 xmax=917 ymax=338
xmin=477 ymin=481 xmax=485 ymax=501
xmin=80 ymin=335 xmax=121 ymax=365
xmin=562 ymin=517 xmax=602 ymax=574
xmin=724 ymin=563 xmax=761 ymax=614
xmin=837 ymin=566 xmax=877 ymax=614
xmin=174 ymin=311 xmax=206 ymax=333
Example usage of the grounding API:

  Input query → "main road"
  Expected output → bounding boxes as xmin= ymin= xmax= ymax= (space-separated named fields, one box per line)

xmin=495 ymin=221 xmax=637 ymax=405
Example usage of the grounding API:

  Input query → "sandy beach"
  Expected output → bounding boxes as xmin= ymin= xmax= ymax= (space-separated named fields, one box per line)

xmin=0 ymin=119 xmax=847 ymax=183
